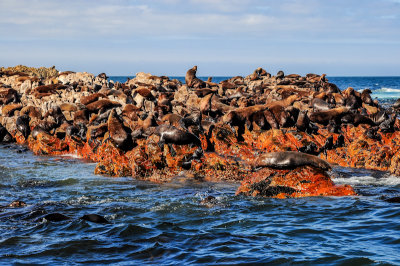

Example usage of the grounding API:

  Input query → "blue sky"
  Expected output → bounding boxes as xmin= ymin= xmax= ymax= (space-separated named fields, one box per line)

xmin=0 ymin=0 xmax=399 ymax=76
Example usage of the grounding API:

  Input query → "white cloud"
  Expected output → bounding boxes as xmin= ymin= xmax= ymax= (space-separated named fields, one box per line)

xmin=0 ymin=0 xmax=399 ymax=75
xmin=0 ymin=0 xmax=399 ymax=42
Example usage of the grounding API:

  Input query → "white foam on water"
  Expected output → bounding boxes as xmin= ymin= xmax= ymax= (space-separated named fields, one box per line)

xmin=379 ymin=87 xmax=400 ymax=93
xmin=60 ymin=152 xmax=82 ymax=159
xmin=333 ymin=175 xmax=400 ymax=186
xmin=370 ymin=87 xmax=400 ymax=99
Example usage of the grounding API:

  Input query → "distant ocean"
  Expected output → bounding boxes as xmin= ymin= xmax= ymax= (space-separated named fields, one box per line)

xmin=110 ymin=76 xmax=400 ymax=104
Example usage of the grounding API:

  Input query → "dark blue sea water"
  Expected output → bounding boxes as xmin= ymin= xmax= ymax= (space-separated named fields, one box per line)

xmin=1 ymin=77 xmax=400 ymax=265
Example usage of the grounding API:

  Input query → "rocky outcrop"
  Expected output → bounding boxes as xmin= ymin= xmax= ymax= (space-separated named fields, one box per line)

xmin=2 ymin=65 xmax=400 ymax=199
xmin=236 ymin=166 xmax=356 ymax=198
xmin=0 ymin=65 xmax=58 ymax=79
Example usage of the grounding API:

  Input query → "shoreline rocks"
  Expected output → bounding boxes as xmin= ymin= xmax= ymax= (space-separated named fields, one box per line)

xmin=1 ymin=65 xmax=399 ymax=198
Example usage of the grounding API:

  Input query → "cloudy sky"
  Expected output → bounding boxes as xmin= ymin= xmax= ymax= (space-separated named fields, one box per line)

xmin=1 ymin=0 xmax=399 ymax=76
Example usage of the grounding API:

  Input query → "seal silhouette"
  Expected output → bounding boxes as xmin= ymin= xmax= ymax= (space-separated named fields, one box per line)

xmin=253 ymin=151 xmax=331 ymax=171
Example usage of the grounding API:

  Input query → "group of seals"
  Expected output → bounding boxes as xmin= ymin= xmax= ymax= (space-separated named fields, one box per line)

xmin=1 ymin=65 xmax=400 ymax=194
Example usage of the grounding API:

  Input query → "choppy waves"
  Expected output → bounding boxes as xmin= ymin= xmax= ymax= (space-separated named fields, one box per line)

xmin=1 ymin=144 xmax=400 ymax=264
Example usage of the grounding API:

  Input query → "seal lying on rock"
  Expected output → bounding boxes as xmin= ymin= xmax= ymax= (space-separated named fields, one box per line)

xmin=309 ymin=107 xmax=350 ymax=125
xmin=253 ymin=151 xmax=331 ymax=171
xmin=155 ymin=124 xmax=201 ymax=148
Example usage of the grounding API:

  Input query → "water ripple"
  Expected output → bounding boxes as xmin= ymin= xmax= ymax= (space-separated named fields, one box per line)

xmin=1 ymin=144 xmax=400 ymax=264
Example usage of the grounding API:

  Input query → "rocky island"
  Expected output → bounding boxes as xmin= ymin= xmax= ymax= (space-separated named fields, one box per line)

xmin=1 ymin=65 xmax=399 ymax=198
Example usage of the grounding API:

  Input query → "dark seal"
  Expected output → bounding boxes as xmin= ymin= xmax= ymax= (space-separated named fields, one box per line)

xmin=253 ymin=151 xmax=331 ymax=171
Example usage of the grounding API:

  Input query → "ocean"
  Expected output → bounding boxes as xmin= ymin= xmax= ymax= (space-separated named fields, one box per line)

xmin=1 ymin=76 xmax=400 ymax=265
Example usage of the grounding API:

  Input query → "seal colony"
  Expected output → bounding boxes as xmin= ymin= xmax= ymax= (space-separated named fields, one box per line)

xmin=2 ymin=65 xmax=400 ymax=198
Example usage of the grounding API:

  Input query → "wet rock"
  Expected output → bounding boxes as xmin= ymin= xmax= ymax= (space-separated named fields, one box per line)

xmin=236 ymin=166 xmax=356 ymax=198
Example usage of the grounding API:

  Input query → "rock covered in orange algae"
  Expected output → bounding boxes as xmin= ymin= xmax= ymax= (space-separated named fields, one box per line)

xmin=325 ymin=124 xmax=400 ymax=172
xmin=27 ymin=132 xmax=69 ymax=155
xmin=236 ymin=166 xmax=356 ymax=198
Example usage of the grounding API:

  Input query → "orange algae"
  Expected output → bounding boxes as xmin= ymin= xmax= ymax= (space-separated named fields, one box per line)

xmin=236 ymin=166 xmax=356 ymax=198
xmin=15 ymin=122 xmax=400 ymax=198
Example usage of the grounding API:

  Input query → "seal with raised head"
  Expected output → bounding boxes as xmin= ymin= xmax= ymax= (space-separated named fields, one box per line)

xmin=253 ymin=151 xmax=331 ymax=171
xmin=296 ymin=110 xmax=310 ymax=132
xmin=185 ymin=66 xmax=205 ymax=88
xmin=185 ymin=65 xmax=197 ymax=87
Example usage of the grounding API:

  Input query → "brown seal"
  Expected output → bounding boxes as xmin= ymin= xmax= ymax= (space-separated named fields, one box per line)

xmin=341 ymin=113 xmax=375 ymax=126
xmin=31 ymin=84 xmax=67 ymax=94
xmin=97 ymin=73 xmax=108 ymax=79
xmin=312 ymin=98 xmax=334 ymax=111
xmin=0 ymin=88 xmax=19 ymax=105
xmin=263 ymin=109 xmax=279 ymax=129
xmin=223 ymin=104 xmax=268 ymax=130
xmin=185 ymin=66 xmax=197 ymax=87
xmin=268 ymin=105 xmax=293 ymax=128
xmin=296 ymin=110 xmax=310 ymax=132
xmin=161 ymin=113 xmax=183 ymax=125
xmin=266 ymin=94 xmax=299 ymax=108
xmin=107 ymin=109 xmax=132 ymax=151
xmin=73 ymin=109 xmax=89 ymax=126
xmin=2 ymin=103 xmax=23 ymax=117
xmin=309 ymin=107 xmax=350 ymax=125
xmin=60 ymin=103 xmax=78 ymax=112
xmin=80 ymin=93 xmax=107 ymax=105
xmin=121 ymin=104 xmax=140 ymax=120
xmin=155 ymin=124 xmax=201 ymax=148
xmin=87 ymin=123 xmax=108 ymax=140
xmin=20 ymin=106 xmax=43 ymax=120
xmin=86 ymin=99 xmax=121 ymax=113
xmin=194 ymin=88 xmax=217 ymax=97
xmin=361 ymin=89 xmax=373 ymax=105
xmin=253 ymin=151 xmax=331 ymax=171
xmin=185 ymin=66 xmax=205 ymax=88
